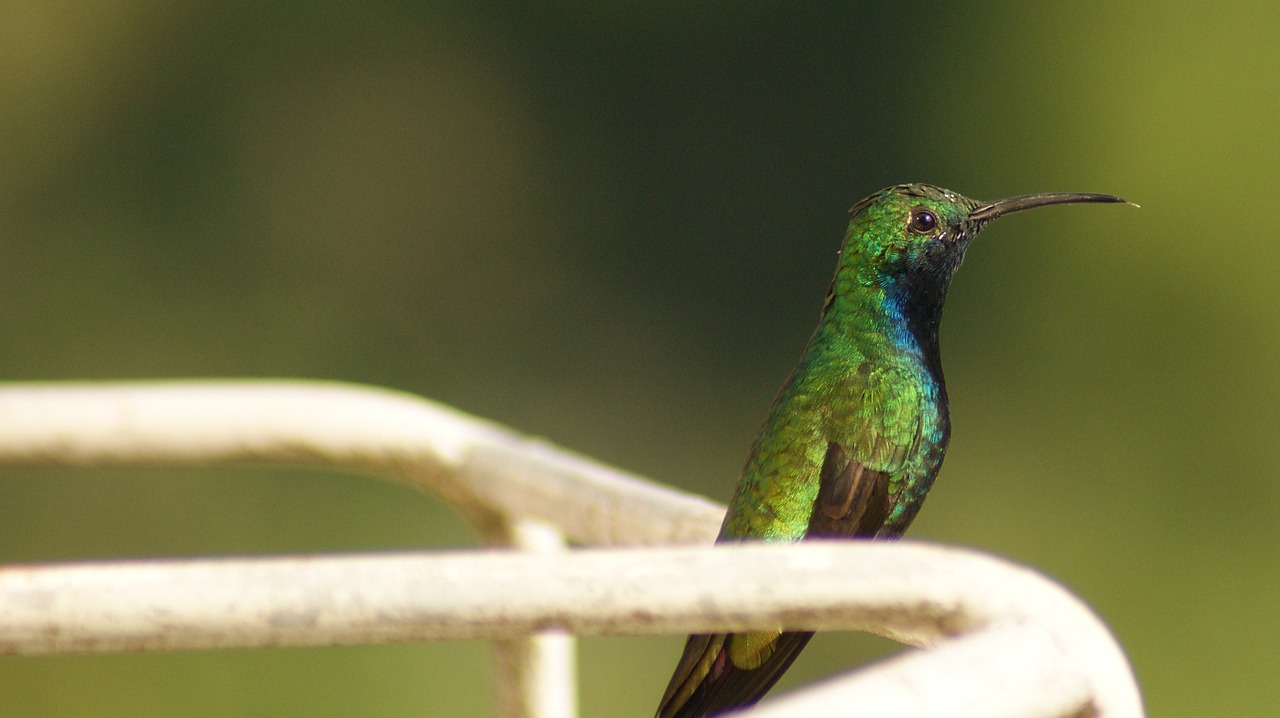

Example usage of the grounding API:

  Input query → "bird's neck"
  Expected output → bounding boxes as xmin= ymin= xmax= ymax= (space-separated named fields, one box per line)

xmin=816 ymin=279 xmax=947 ymax=387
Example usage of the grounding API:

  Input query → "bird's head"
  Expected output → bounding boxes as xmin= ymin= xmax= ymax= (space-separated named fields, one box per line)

xmin=835 ymin=183 xmax=1127 ymax=303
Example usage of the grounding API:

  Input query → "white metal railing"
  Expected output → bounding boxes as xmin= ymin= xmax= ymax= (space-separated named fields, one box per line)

xmin=0 ymin=381 xmax=1144 ymax=718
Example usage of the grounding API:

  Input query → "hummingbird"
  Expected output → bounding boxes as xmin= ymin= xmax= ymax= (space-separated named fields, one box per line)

xmin=654 ymin=184 xmax=1128 ymax=718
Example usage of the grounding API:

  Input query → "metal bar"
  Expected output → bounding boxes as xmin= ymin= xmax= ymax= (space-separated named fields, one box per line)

xmin=489 ymin=519 xmax=577 ymax=718
xmin=0 ymin=543 xmax=1137 ymax=717
xmin=0 ymin=381 xmax=724 ymax=546
xmin=744 ymin=625 xmax=1095 ymax=718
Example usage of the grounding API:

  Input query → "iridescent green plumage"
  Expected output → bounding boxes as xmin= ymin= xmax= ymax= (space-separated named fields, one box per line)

xmin=655 ymin=184 xmax=1127 ymax=718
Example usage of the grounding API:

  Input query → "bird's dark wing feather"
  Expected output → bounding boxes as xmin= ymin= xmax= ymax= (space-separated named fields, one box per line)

xmin=808 ymin=441 xmax=893 ymax=538
xmin=654 ymin=441 xmax=892 ymax=718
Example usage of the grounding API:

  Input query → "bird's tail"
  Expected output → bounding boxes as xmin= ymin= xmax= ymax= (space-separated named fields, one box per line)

xmin=655 ymin=631 xmax=814 ymax=718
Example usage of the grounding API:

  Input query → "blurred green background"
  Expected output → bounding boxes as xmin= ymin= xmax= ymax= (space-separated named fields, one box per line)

xmin=0 ymin=2 xmax=1274 ymax=716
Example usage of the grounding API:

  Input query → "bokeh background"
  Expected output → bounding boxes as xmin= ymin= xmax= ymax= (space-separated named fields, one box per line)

xmin=0 ymin=3 xmax=1274 ymax=716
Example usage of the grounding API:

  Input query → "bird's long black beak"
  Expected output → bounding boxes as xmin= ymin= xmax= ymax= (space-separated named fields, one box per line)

xmin=968 ymin=193 xmax=1130 ymax=223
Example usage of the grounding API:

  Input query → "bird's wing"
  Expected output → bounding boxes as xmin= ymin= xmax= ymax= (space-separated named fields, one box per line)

xmin=654 ymin=441 xmax=896 ymax=718
xmin=807 ymin=440 xmax=893 ymax=537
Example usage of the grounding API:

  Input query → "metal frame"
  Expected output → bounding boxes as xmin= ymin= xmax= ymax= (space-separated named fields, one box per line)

xmin=0 ymin=381 xmax=1144 ymax=718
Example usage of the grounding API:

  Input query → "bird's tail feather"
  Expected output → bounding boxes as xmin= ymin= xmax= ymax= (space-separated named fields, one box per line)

xmin=655 ymin=631 xmax=814 ymax=718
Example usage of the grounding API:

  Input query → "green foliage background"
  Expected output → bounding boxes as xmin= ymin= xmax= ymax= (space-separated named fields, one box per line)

xmin=0 ymin=3 xmax=1273 ymax=716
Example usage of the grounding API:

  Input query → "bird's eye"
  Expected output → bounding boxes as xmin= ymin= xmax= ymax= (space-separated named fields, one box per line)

xmin=907 ymin=208 xmax=938 ymax=235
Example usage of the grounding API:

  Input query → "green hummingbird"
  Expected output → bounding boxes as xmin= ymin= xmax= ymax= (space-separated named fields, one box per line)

xmin=654 ymin=183 xmax=1128 ymax=718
